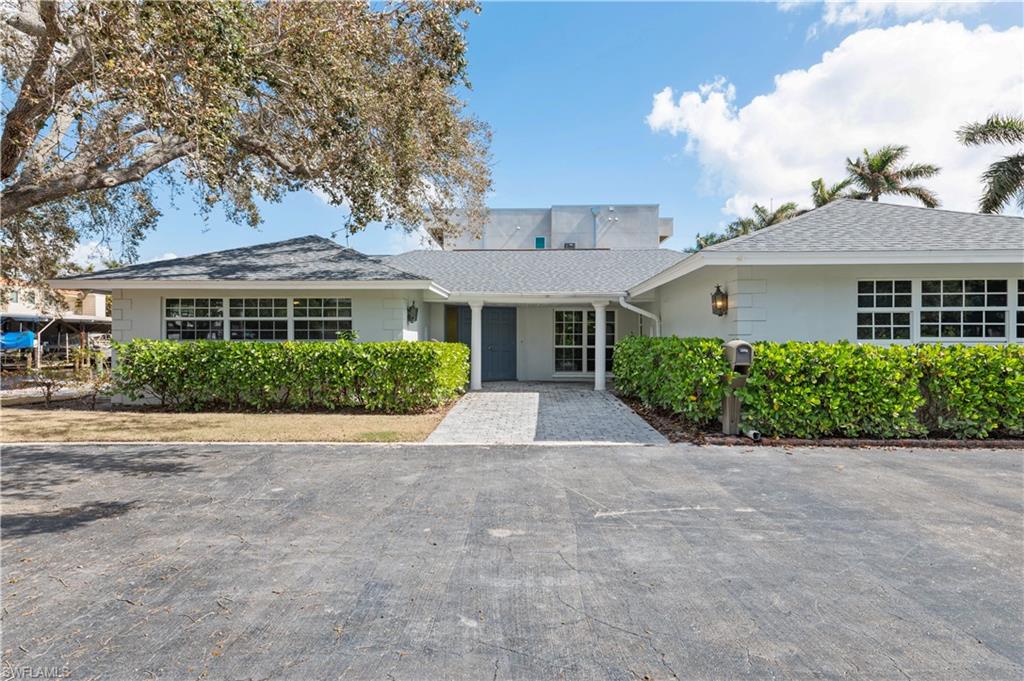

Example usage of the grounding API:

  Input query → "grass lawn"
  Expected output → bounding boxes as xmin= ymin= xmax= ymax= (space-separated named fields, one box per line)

xmin=1 ymin=402 xmax=447 ymax=443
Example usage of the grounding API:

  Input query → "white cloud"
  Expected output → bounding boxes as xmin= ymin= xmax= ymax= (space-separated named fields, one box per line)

xmin=385 ymin=226 xmax=439 ymax=253
xmin=776 ymin=1 xmax=986 ymax=26
xmin=647 ymin=20 xmax=1023 ymax=217
xmin=145 ymin=252 xmax=178 ymax=262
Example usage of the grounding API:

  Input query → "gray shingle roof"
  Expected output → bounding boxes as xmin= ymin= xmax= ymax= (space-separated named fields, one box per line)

xmin=384 ymin=249 xmax=688 ymax=295
xmin=704 ymin=199 xmax=1024 ymax=252
xmin=55 ymin=236 xmax=425 ymax=282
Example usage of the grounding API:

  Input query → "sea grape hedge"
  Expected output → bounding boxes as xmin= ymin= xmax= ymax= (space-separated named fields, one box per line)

xmin=613 ymin=336 xmax=731 ymax=427
xmin=613 ymin=337 xmax=1024 ymax=439
xmin=113 ymin=339 xmax=469 ymax=413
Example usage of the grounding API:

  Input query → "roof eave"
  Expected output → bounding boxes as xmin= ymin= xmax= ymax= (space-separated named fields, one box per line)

xmin=45 ymin=278 xmax=447 ymax=295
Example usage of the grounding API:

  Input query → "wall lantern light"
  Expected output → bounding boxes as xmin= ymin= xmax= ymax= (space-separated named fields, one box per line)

xmin=711 ymin=285 xmax=728 ymax=316
xmin=407 ymin=301 xmax=419 ymax=324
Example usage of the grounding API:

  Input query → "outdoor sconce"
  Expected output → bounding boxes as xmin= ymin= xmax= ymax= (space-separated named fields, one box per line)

xmin=711 ymin=285 xmax=728 ymax=316
xmin=407 ymin=301 xmax=419 ymax=324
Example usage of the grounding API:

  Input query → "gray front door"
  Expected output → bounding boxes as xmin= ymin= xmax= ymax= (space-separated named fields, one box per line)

xmin=456 ymin=306 xmax=517 ymax=381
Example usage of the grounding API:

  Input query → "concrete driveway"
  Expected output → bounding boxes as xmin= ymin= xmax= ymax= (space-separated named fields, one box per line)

xmin=2 ymin=443 xmax=1021 ymax=680
xmin=427 ymin=381 xmax=667 ymax=444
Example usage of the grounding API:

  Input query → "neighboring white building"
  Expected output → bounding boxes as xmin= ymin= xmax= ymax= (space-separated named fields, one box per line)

xmin=1 ymin=281 xmax=111 ymax=358
xmin=433 ymin=204 xmax=673 ymax=250
xmin=52 ymin=200 xmax=1023 ymax=391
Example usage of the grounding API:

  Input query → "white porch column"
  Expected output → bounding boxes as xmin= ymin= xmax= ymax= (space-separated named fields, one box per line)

xmin=469 ymin=301 xmax=483 ymax=390
xmin=592 ymin=302 xmax=607 ymax=391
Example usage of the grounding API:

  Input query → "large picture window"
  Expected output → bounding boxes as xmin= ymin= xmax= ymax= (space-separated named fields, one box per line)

xmin=554 ymin=309 xmax=615 ymax=373
xmin=293 ymin=297 xmax=353 ymax=341
xmin=919 ymin=279 xmax=1007 ymax=340
xmin=228 ymin=297 xmax=287 ymax=341
xmin=856 ymin=281 xmax=911 ymax=340
xmin=164 ymin=298 xmax=224 ymax=340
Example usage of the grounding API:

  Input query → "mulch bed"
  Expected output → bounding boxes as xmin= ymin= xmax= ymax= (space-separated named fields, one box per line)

xmin=616 ymin=392 xmax=1024 ymax=451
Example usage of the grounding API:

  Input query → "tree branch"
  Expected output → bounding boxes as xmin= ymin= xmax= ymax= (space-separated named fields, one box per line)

xmin=2 ymin=137 xmax=192 ymax=217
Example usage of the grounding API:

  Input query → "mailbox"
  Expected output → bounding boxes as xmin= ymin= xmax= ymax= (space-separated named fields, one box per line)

xmin=724 ymin=340 xmax=753 ymax=373
xmin=721 ymin=340 xmax=758 ymax=440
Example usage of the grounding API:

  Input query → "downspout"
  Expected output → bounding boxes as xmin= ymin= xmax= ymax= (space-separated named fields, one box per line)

xmin=618 ymin=295 xmax=660 ymax=337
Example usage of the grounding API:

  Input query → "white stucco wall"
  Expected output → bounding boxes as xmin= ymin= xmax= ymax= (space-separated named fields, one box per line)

xmin=110 ymin=288 xmax=428 ymax=344
xmin=655 ymin=263 xmax=1024 ymax=343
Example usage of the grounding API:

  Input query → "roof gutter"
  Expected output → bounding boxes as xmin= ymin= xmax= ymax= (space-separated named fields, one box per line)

xmin=618 ymin=295 xmax=660 ymax=337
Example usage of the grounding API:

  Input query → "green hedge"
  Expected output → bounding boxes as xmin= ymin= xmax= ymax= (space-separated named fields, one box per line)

xmin=614 ymin=336 xmax=1024 ymax=440
xmin=113 ymin=339 xmax=469 ymax=413
xmin=736 ymin=342 xmax=926 ymax=439
xmin=613 ymin=335 xmax=730 ymax=426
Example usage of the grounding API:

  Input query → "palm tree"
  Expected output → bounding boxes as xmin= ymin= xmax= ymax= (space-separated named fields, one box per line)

xmin=692 ymin=201 xmax=799 ymax=250
xmin=845 ymin=145 xmax=941 ymax=207
xmin=810 ymin=177 xmax=852 ymax=207
xmin=957 ymin=113 xmax=1024 ymax=213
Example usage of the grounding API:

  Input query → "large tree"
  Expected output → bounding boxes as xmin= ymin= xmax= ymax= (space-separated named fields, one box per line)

xmin=845 ymin=145 xmax=940 ymax=207
xmin=957 ymin=113 xmax=1024 ymax=213
xmin=694 ymin=201 xmax=799 ymax=250
xmin=1 ymin=0 xmax=490 ymax=286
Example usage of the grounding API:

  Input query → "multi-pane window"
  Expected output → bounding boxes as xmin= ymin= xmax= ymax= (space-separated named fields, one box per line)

xmin=586 ymin=310 xmax=616 ymax=372
xmin=555 ymin=309 xmax=616 ymax=372
xmin=228 ymin=297 xmax=287 ymax=341
xmin=1017 ymin=280 xmax=1023 ymax=340
xmin=919 ymin=280 xmax=1007 ymax=339
xmin=293 ymin=297 xmax=353 ymax=341
xmin=554 ymin=310 xmax=584 ymax=372
xmin=857 ymin=281 xmax=911 ymax=340
xmin=165 ymin=298 xmax=224 ymax=340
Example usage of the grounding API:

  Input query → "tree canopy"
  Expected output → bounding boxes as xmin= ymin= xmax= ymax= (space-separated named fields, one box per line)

xmin=1 ymin=0 xmax=491 ymax=285
xmin=845 ymin=145 xmax=940 ymax=207
xmin=957 ymin=113 xmax=1024 ymax=213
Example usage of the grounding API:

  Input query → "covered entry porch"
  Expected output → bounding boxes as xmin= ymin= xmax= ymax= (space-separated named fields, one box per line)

xmin=429 ymin=296 xmax=658 ymax=391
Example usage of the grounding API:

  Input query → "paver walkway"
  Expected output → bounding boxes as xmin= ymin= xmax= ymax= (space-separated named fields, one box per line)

xmin=427 ymin=381 xmax=667 ymax=444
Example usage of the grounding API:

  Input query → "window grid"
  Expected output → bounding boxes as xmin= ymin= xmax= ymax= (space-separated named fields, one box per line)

xmin=1017 ymin=280 xmax=1023 ymax=341
xmin=856 ymin=281 xmax=912 ymax=340
xmin=165 ymin=298 xmax=225 ymax=341
xmin=920 ymin=280 xmax=1007 ymax=340
xmin=228 ymin=297 xmax=288 ymax=341
xmin=292 ymin=297 xmax=354 ymax=341
xmin=554 ymin=310 xmax=584 ymax=372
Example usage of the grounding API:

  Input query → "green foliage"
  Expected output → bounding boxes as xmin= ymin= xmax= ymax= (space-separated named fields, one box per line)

xmin=916 ymin=344 xmax=1024 ymax=438
xmin=618 ymin=337 xmax=1022 ymax=440
xmin=113 ymin=339 xmax=469 ymax=413
xmin=736 ymin=342 xmax=926 ymax=439
xmin=613 ymin=336 xmax=731 ymax=426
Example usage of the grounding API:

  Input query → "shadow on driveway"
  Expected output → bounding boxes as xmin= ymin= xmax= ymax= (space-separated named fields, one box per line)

xmin=2 ymin=500 xmax=140 ymax=538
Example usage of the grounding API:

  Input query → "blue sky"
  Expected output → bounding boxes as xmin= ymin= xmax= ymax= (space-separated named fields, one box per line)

xmin=117 ymin=1 xmax=1023 ymax=263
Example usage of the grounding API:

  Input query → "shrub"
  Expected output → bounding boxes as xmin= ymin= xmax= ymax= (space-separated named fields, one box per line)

xmin=613 ymin=335 xmax=731 ymax=427
xmin=113 ymin=339 xmax=469 ymax=413
xmin=736 ymin=342 xmax=926 ymax=439
xmin=917 ymin=344 xmax=1024 ymax=438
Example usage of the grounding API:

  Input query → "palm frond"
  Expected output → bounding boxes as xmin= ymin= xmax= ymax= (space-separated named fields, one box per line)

xmin=957 ymin=114 xmax=1024 ymax=146
xmin=897 ymin=185 xmax=940 ymax=208
xmin=896 ymin=162 xmax=941 ymax=181
xmin=978 ymin=153 xmax=1024 ymax=214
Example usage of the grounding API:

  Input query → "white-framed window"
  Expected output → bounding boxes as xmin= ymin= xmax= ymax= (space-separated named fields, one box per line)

xmin=228 ymin=297 xmax=288 ymax=341
xmin=10 ymin=290 xmax=18 ymax=304
xmin=554 ymin=310 xmax=584 ymax=372
xmin=554 ymin=308 xmax=616 ymax=373
xmin=1016 ymin=280 xmax=1023 ymax=341
xmin=164 ymin=298 xmax=225 ymax=340
xmin=293 ymin=297 xmax=353 ymax=341
xmin=25 ymin=290 xmax=36 ymax=304
xmin=857 ymin=280 xmax=912 ymax=340
xmin=919 ymin=279 xmax=1008 ymax=340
